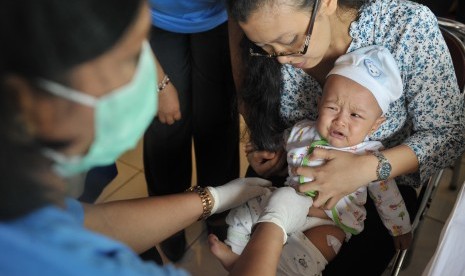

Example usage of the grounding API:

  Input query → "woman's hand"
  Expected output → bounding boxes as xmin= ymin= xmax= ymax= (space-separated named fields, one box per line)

xmin=157 ymin=83 xmax=181 ymax=125
xmin=245 ymin=143 xmax=287 ymax=177
xmin=207 ymin=177 xmax=272 ymax=214
xmin=256 ymin=187 xmax=312 ymax=244
xmin=295 ymin=148 xmax=376 ymax=209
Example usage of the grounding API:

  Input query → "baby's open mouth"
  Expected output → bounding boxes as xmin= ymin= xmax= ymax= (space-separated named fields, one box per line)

xmin=330 ymin=130 xmax=345 ymax=139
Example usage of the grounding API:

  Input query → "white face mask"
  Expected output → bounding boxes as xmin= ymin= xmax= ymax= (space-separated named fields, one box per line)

xmin=40 ymin=41 xmax=158 ymax=177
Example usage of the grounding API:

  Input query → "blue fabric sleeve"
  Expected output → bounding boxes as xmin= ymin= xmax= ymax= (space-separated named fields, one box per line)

xmin=0 ymin=201 xmax=190 ymax=276
xmin=149 ymin=0 xmax=227 ymax=33
xmin=65 ymin=197 xmax=84 ymax=222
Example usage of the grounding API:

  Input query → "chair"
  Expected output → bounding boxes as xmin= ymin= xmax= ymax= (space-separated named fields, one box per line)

xmin=389 ymin=18 xmax=465 ymax=276
xmin=389 ymin=171 xmax=444 ymax=275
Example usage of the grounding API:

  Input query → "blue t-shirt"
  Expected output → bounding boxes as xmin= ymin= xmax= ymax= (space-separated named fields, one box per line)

xmin=0 ymin=198 xmax=189 ymax=276
xmin=149 ymin=0 xmax=227 ymax=33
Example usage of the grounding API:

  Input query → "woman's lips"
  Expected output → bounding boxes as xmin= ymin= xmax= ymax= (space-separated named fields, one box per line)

xmin=291 ymin=61 xmax=306 ymax=68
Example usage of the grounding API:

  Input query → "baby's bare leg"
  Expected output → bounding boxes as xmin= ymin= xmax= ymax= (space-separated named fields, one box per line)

xmin=207 ymin=234 xmax=239 ymax=271
xmin=303 ymin=225 xmax=346 ymax=262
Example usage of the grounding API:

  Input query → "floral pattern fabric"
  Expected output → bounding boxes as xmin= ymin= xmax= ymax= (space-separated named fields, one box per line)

xmin=279 ymin=0 xmax=465 ymax=187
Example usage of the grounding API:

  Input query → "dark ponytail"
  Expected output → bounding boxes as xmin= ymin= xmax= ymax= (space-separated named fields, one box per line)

xmin=240 ymin=37 xmax=286 ymax=151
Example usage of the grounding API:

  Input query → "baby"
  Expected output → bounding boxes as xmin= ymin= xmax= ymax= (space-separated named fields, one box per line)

xmin=209 ymin=45 xmax=412 ymax=275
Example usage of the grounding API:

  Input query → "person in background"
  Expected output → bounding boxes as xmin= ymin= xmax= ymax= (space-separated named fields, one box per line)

xmin=143 ymin=0 xmax=240 ymax=262
xmin=226 ymin=0 xmax=465 ymax=274
xmin=0 ymin=1 xmax=313 ymax=275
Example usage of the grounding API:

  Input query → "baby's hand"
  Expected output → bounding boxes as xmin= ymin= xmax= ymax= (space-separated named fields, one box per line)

xmin=393 ymin=232 xmax=413 ymax=250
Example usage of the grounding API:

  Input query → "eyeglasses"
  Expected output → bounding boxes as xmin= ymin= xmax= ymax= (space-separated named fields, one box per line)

xmin=249 ymin=0 xmax=320 ymax=58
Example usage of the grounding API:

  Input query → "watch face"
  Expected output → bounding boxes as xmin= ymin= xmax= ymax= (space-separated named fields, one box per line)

xmin=379 ymin=163 xmax=392 ymax=180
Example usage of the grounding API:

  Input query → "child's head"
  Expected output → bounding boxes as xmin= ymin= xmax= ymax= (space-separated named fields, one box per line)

xmin=316 ymin=45 xmax=402 ymax=148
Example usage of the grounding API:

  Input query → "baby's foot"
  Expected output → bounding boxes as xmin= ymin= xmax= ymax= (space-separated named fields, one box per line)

xmin=208 ymin=234 xmax=239 ymax=271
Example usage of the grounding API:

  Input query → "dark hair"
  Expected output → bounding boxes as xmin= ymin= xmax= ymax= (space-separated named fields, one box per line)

xmin=227 ymin=0 xmax=366 ymax=23
xmin=227 ymin=0 xmax=368 ymax=151
xmin=0 ymin=0 xmax=143 ymax=220
xmin=239 ymin=37 xmax=286 ymax=151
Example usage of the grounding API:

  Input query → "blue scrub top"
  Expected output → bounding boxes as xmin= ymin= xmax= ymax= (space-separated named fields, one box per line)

xmin=0 ymin=198 xmax=189 ymax=276
xmin=149 ymin=0 xmax=228 ymax=33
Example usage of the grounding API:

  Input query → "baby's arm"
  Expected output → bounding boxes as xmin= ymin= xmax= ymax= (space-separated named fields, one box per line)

xmin=367 ymin=179 xmax=413 ymax=250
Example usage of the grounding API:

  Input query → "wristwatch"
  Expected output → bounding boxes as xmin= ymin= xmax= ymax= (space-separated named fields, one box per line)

xmin=373 ymin=151 xmax=391 ymax=181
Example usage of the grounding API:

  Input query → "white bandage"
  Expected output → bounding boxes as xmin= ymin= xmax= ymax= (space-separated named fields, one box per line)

xmin=327 ymin=235 xmax=342 ymax=254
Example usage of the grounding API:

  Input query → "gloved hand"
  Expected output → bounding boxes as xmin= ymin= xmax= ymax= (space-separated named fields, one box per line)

xmin=207 ymin=177 xmax=272 ymax=215
xmin=256 ymin=187 xmax=312 ymax=244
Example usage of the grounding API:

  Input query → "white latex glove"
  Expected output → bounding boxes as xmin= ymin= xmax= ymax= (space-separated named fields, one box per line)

xmin=207 ymin=177 xmax=272 ymax=215
xmin=256 ymin=187 xmax=312 ymax=244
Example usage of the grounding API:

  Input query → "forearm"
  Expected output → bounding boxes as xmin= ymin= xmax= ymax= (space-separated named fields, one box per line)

xmin=383 ymin=144 xmax=419 ymax=179
xmin=229 ymin=222 xmax=283 ymax=276
xmin=403 ymin=128 xmax=465 ymax=182
xmin=358 ymin=145 xmax=418 ymax=183
xmin=83 ymin=192 xmax=203 ymax=253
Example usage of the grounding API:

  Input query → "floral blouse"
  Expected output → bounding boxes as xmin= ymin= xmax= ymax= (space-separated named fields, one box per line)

xmin=279 ymin=0 xmax=465 ymax=187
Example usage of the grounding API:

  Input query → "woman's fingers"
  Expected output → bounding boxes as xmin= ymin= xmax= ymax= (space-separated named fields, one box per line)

xmin=247 ymin=149 xmax=288 ymax=177
xmin=165 ymin=115 xmax=175 ymax=125
xmin=293 ymin=148 xmax=352 ymax=209
xmin=247 ymin=150 xmax=278 ymax=163
xmin=297 ymin=177 xmax=341 ymax=209
xmin=157 ymin=111 xmax=181 ymax=125
xmin=249 ymin=154 xmax=278 ymax=176
xmin=308 ymin=147 xmax=334 ymax=161
xmin=322 ymin=196 xmax=342 ymax=210
xmin=157 ymin=85 xmax=181 ymax=125
xmin=158 ymin=114 xmax=173 ymax=125
xmin=273 ymin=149 xmax=288 ymax=175
xmin=172 ymin=110 xmax=181 ymax=121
